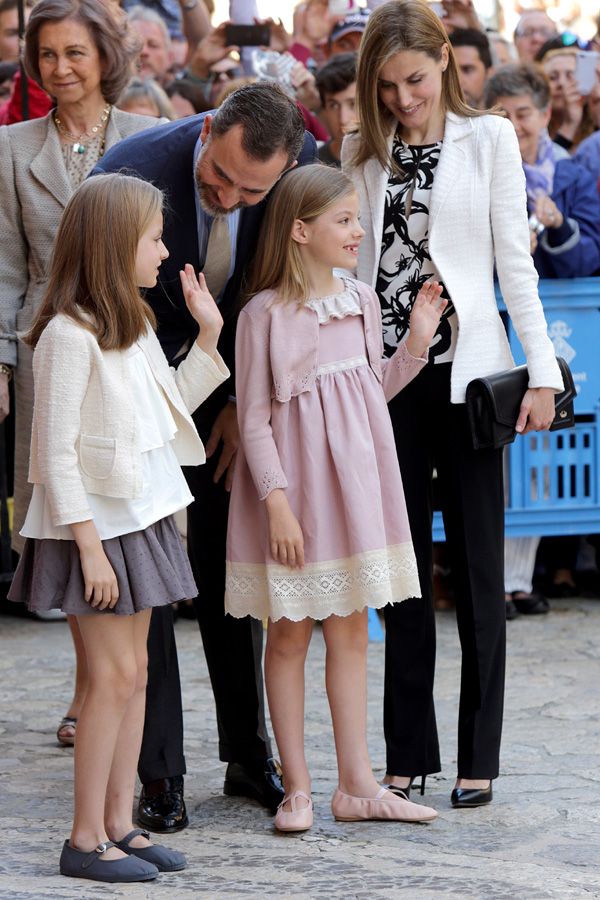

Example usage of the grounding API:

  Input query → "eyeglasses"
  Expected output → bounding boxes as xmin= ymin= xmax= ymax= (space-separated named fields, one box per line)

xmin=516 ymin=26 xmax=557 ymax=39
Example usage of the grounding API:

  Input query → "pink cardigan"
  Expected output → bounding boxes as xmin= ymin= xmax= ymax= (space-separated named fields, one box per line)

xmin=235 ymin=278 xmax=428 ymax=501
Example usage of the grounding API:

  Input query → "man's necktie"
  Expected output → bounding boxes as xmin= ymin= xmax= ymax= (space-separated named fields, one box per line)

xmin=202 ymin=215 xmax=232 ymax=300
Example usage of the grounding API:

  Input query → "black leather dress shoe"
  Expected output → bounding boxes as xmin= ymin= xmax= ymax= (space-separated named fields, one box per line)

xmin=451 ymin=782 xmax=493 ymax=808
xmin=223 ymin=758 xmax=285 ymax=814
xmin=137 ymin=776 xmax=189 ymax=833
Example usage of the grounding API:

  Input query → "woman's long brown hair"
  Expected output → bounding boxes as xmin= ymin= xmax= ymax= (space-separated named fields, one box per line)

xmin=349 ymin=0 xmax=495 ymax=172
xmin=26 ymin=173 xmax=160 ymax=350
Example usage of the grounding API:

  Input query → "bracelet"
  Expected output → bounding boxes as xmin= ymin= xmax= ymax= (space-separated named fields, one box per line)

xmin=0 ymin=364 xmax=13 ymax=381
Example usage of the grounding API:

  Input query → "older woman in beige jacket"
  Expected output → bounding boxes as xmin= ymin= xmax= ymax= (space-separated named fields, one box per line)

xmin=0 ymin=0 xmax=165 ymax=745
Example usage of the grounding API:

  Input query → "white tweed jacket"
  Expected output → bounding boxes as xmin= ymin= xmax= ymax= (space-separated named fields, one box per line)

xmin=28 ymin=315 xmax=229 ymax=527
xmin=342 ymin=113 xmax=564 ymax=402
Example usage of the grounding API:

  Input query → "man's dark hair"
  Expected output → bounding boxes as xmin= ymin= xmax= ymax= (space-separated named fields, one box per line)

xmin=449 ymin=28 xmax=493 ymax=70
xmin=211 ymin=82 xmax=305 ymax=168
xmin=315 ymin=53 xmax=357 ymax=106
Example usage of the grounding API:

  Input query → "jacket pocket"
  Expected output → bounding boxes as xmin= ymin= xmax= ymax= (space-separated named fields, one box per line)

xmin=78 ymin=434 xmax=117 ymax=479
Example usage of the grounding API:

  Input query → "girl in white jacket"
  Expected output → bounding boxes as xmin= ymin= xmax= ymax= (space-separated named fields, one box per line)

xmin=9 ymin=173 xmax=228 ymax=884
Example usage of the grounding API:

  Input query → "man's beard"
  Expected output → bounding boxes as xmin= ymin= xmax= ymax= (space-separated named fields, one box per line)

xmin=195 ymin=172 xmax=245 ymax=217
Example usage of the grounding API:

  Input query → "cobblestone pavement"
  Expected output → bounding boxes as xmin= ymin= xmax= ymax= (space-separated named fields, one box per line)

xmin=1 ymin=598 xmax=599 ymax=900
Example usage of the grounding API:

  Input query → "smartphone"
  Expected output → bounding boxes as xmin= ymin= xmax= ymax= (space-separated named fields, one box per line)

xmin=575 ymin=50 xmax=599 ymax=96
xmin=224 ymin=23 xmax=270 ymax=47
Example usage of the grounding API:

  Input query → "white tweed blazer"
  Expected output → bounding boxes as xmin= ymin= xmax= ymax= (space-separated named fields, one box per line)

xmin=342 ymin=113 xmax=564 ymax=402
xmin=28 ymin=315 xmax=229 ymax=528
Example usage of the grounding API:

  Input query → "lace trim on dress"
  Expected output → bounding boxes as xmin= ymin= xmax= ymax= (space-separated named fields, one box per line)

xmin=316 ymin=355 xmax=368 ymax=376
xmin=225 ymin=543 xmax=420 ymax=622
xmin=305 ymin=286 xmax=363 ymax=324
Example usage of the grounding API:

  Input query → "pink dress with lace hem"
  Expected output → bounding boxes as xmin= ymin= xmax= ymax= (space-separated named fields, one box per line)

xmin=225 ymin=286 xmax=420 ymax=622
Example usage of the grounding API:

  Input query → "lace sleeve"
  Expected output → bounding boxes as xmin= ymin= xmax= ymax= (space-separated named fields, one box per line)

xmin=381 ymin=340 xmax=428 ymax=402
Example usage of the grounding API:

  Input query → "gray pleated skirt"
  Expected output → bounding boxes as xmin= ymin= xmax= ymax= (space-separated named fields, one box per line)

xmin=8 ymin=515 xmax=198 ymax=616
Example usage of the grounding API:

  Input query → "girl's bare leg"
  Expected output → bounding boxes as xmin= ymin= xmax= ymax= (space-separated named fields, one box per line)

xmin=104 ymin=609 xmax=153 ymax=847
xmin=322 ymin=609 xmax=383 ymax=797
xmin=265 ymin=617 xmax=313 ymax=809
xmin=71 ymin=613 xmax=142 ymax=857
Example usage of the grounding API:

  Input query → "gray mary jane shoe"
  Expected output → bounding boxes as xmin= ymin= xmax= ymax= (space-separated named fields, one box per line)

xmin=114 ymin=828 xmax=187 ymax=872
xmin=60 ymin=839 xmax=159 ymax=883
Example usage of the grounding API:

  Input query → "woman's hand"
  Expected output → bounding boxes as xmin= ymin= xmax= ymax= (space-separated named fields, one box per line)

xmin=516 ymin=387 xmax=556 ymax=434
xmin=405 ymin=281 xmax=447 ymax=358
xmin=180 ymin=263 xmax=224 ymax=358
xmin=533 ymin=194 xmax=564 ymax=230
xmin=265 ymin=488 xmax=304 ymax=569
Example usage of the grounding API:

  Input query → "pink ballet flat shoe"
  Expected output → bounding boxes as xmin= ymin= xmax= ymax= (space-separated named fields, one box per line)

xmin=332 ymin=787 xmax=437 ymax=823
xmin=274 ymin=791 xmax=313 ymax=833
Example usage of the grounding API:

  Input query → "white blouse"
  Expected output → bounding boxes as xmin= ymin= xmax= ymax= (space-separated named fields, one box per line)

xmin=21 ymin=343 xmax=193 ymax=541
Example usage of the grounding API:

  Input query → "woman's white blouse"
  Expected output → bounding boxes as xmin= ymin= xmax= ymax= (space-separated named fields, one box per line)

xmin=21 ymin=344 xmax=193 ymax=541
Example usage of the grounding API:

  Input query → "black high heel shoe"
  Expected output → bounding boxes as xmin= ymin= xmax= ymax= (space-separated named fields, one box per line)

xmin=451 ymin=781 xmax=493 ymax=808
xmin=384 ymin=775 xmax=427 ymax=799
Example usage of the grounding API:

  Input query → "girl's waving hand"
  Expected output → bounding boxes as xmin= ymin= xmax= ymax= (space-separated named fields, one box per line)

xmin=406 ymin=281 xmax=447 ymax=359
xmin=180 ymin=264 xmax=224 ymax=358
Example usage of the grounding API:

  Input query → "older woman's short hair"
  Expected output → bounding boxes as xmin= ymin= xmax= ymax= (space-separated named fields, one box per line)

xmin=484 ymin=63 xmax=551 ymax=111
xmin=24 ymin=0 xmax=142 ymax=104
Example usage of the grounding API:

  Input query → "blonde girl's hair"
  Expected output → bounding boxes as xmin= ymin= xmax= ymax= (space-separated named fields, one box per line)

xmin=350 ymin=0 xmax=494 ymax=172
xmin=26 ymin=173 xmax=160 ymax=350
xmin=245 ymin=163 xmax=356 ymax=305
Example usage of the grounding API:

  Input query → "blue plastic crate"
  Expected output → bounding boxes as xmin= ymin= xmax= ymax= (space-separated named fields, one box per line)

xmin=433 ymin=278 xmax=600 ymax=540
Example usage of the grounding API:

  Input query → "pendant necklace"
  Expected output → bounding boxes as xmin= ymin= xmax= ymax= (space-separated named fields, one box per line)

xmin=54 ymin=104 xmax=111 ymax=155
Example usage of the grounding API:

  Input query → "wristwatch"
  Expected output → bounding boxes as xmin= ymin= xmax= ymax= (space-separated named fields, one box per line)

xmin=0 ymin=364 xmax=12 ymax=381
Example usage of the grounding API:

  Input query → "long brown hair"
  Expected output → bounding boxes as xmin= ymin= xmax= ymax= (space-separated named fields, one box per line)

xmin=26 ymin=174 xmax=160 ymax=349
xmin=245 ymin=164 xmax=357 ymax=305
xmin=350 ymin=0 xmax=492 ymax=171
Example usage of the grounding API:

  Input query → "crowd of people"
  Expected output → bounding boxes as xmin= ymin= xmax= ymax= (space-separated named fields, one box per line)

xmin=0 ymin=0 xmax=599 ymax=886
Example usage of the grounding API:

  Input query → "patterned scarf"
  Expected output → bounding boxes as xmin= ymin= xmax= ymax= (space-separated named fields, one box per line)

xmin=522 ymin=128 xmax=556 ymax=209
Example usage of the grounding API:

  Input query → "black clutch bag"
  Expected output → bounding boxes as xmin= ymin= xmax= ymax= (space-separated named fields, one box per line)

xmin=465 ymin=357 xmax=576 ymax=451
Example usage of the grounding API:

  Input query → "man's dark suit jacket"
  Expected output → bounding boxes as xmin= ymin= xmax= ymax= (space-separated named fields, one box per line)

xmin=94 ymin=113 xmax=317 ymax=368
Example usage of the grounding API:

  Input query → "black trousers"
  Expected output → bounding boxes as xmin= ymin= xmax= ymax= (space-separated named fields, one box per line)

xmin=138 ymin=389 xmax=271 ymax=784
xmin=384 ymin=364 xmax=506 ymax=780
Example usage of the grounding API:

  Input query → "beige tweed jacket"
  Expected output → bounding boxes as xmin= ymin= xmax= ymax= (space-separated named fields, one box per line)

xmin=342 ymin=112 xmax=564 ymax=404
xmin=0 ymin=108 xmax=165 ymax=548
xmin=29 ymin=315 xmax=228 ymax=527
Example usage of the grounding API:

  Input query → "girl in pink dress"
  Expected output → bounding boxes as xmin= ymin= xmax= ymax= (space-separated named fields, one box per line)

xmin=225 ymin=164 xmax=446 ymax=832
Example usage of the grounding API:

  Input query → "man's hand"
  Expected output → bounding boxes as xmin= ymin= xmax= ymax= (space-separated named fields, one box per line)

xmin=205 ymin=400 xmax=239 ymax=491
xmin=187 ymin=22 xmax=238 ymax=80
xmin=0 ymin=373 xmax=10 ymax=422
xmin=441 ymin=0 xmax=482 ymax=32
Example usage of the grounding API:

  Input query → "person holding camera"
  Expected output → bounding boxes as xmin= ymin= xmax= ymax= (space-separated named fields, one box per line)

xmin=485 ymin=64 xmax=600 ymax=280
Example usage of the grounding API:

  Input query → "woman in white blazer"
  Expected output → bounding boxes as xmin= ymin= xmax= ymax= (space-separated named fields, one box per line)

xmin=342 ymin=0 xmax=563 ymax=808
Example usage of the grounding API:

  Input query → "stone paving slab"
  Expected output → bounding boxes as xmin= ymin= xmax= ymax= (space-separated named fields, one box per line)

xmin=1 ymin=598 xmax=599 ymax=899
